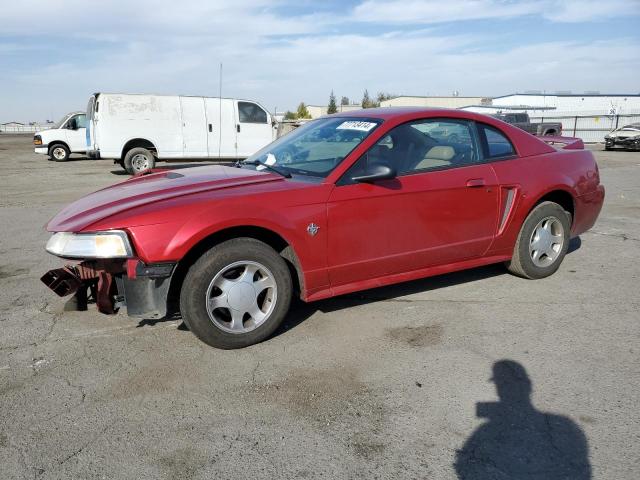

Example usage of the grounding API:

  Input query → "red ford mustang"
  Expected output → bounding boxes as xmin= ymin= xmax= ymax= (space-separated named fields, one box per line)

xmin=42 ymin=108 xmax=604 ymax=349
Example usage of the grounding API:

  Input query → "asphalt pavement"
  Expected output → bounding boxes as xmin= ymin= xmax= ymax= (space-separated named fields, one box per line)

xmin=1 ymin=134 xmax=638 ymax=479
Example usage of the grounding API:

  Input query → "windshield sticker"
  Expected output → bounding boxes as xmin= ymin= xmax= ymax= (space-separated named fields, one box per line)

xmin=336 ymin=121 xmax=377 ymax=132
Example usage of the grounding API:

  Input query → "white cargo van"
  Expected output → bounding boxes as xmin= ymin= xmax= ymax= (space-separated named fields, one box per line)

xmin=33 ymin=111 xmax=88 ymax=161
xmin=86 ymin=93 xmax=277 ymax=174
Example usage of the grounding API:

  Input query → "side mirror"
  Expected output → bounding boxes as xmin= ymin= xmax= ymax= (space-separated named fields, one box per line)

xmin=352 ymin=164 xmax=396 ymax=183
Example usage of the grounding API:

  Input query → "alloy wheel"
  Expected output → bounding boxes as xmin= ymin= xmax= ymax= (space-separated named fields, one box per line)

xmin=205 ymin=261 xmax=277 ymax=334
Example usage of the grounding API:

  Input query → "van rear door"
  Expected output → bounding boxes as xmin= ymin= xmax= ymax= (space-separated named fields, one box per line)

xmin=235 ymin=101 xmax=273 ymax=157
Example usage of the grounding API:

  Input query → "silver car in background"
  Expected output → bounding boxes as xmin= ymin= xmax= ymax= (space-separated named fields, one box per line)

xmin=605 ymin=123 xmax=640 ymax=151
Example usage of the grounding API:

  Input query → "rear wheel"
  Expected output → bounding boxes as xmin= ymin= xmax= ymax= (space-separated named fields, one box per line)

xmin=506 ymin=201 xmax=571 ymax=279
xmin=49 ymin=144 xmax=70 ymax=162
xmin=180 ymin=238 xmax=292 ymax=349
xmin=123 ymin=147 xmax=155 ymax=175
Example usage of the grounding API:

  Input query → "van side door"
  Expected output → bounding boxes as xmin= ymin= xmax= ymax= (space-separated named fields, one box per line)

xmin=235 ymin=101 xmax=273 ymax=158
xmin=180 ymin=97 xmax=208 ymax=157
xmin=204 ymin=98 xmax=237 ymax=159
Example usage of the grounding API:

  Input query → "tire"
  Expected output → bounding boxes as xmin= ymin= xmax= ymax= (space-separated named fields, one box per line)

xmin=506 ymin=201 xmax=571 ymax=279
xmin=49 ymin=144 xmax=70 ymax=162
xmin=180 ymin=238 xmax=293 ymax=349
xmin=123 ymin=147 xmax=155 ymax=175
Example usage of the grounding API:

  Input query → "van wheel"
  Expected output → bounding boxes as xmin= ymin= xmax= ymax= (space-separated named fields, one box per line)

xmin=124 ymin=147 xmax=155 ymax=175
xmin=49 ymin=144 xmax=70 ymax=162
xmin=506 ymin=201 xmax=570 ymax=279
xmin=180 ymin=238 xmax=293 ymax=349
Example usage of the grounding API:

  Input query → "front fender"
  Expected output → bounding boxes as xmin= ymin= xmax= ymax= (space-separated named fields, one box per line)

xmin=124 ymin=194 xmax=331 ymax=296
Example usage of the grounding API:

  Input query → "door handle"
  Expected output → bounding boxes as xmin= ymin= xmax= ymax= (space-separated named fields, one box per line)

xmin=466 ymin=178 xmax=486 ymax=187
xmin=237 ymin=124 xmax=241 ymax=133
xmin=208 ymin=123 xmax=212 ymax=132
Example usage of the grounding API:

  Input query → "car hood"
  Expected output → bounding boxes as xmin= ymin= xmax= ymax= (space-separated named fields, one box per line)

xmin=37 ymin=128 xmax=62 ymax=137
xmin=608 ymin=128 xmax=640 ymax=137
xmin=47 ymin=165 xmax=284 ymax=232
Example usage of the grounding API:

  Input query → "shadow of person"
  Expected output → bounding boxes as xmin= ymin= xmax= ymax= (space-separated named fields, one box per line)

xmin=454 ymin=360 xmax=591 ymax=479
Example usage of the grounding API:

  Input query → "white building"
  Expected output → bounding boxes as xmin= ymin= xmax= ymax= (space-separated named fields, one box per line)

xmin=459 ymin=93 xmax=640 ymax=143
xmin=380 ymin=96 xmax=490 ymax=109
xmin=306 ymin=104 xmax=362 ymax=119
xmin=461 ymin=93 xmax=640 ymax=116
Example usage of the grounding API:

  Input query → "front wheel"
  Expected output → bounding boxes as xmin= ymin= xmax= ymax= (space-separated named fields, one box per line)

xmin=180 ymin=238 xmax=293 ymax=349
xmin=49 ymin=144 xmax=70 ymax=162
xmin=123 ymin=147 xmax=155 ymax=175
xmin=506 ymin=201 xmax=571 ymax=279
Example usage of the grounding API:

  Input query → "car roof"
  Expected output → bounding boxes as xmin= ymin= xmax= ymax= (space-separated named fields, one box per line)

xmin=329 ymin=107 xmax=455 ymax=120
xmin=326 ymin=107 xmax=520 ymax=125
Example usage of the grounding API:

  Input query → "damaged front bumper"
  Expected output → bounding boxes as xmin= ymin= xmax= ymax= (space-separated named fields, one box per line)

xmin=41 ymin=259 xmax=176 ymax=320
xmin=605 ymin=136 xmax=640 ymax=149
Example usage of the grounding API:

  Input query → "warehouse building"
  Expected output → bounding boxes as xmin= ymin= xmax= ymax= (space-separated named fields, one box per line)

xmin=461 ymin=92 xmax=640 ymax=116
xmin=380 ymin=95 xmax=491 ymax=109
xmin=307 ymin=104 xmax=362 ymax=119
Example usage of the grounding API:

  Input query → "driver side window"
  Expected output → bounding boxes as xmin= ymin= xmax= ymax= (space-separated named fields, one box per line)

xmin=341 ymin=118 xmax=480 ymax=183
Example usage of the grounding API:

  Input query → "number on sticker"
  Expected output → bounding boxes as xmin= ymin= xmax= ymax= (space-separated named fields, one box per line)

xmin=336 ymin=121 xmax=377 ymax=132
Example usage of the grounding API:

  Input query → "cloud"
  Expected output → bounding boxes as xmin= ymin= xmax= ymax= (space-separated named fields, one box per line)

xmin=0 ymin=0 xmax=638 ymax=121
xmin=352 ymin=0 xmax=640 ymax=24
xmin=352 ymin=0 xmax=539 ymax=24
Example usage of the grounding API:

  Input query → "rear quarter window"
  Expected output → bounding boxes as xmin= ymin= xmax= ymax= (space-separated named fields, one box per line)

xmin=479 ymin=124 xmax=516 ymax=159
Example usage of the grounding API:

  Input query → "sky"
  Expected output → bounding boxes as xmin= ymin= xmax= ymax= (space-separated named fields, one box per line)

xmin=1 ymin=0 xmax=639 ymax=122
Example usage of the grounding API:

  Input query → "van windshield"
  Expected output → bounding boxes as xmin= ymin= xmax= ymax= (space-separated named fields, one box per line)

xmin=51 ymin=115 xmax=70 ymax=129
xmin=241 ymin=117 xmax=382 ymax=178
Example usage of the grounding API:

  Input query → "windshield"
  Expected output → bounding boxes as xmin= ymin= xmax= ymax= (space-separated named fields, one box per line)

xmin=51 ymin=115 xmax=70 ymax=129
xmin=242 ymin=117 xmax=382 ymax=178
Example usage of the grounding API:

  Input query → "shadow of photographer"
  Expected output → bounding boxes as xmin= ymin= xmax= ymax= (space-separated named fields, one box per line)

xmin=455 ymin=360 xmax=591 ymax=479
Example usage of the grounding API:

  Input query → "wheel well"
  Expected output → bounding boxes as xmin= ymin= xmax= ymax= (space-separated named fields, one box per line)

xmin=48 ymin=141 xmax=69 ymax=152
xmin=121 ymin=138 xmax=157 ymax=159
xmin=544 ymin=128 xmax=557 ymax=136
xmin=166 ymin=226 xmax=304 ymax=317
xmin=534 ymin=190 xmax=575 ymax=225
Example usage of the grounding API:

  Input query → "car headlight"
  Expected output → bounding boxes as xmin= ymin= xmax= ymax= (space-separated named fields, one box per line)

xmin=34 ymin=135 xmax=42 ymax=145
xmin=45 ymin=231 xmax=133 ymax=259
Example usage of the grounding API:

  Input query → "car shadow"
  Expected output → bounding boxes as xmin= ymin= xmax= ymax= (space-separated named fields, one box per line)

xmin=273 ymin=262 xmax=507 ymax=338
xmin=454 ymin=359 xmax=591 ymax=479
xmin=568 ymin=236 xmax=582 ymax=254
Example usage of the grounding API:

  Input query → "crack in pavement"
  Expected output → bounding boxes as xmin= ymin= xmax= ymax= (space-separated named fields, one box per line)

xmin=588 ymin=230 xmax=640 ymax=242
xmin=58 ymin=424 xmax=109 ymax=466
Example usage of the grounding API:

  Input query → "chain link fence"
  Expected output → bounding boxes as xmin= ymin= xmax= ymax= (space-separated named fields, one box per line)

xmin=530 ymin=114 xmax=640 ymax=143
xmin=0 ymin=124 xmax=49 ymax=134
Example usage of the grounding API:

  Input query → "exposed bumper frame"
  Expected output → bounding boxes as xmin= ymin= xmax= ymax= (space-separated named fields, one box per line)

xmin=41 ymin=259 xmax=176 ymax=319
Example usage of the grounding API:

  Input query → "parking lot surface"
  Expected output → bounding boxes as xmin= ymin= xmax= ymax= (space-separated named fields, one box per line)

xmin=1 ymin=134 xmax=638 ymax=479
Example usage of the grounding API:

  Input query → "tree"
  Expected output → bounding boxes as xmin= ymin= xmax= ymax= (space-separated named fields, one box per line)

xmin=283 ymin=110 xmax=297 ymax=120
xmin=376 ymin=92 xmax=394 ymax=107
xmin=327 ymin=91 xmax=338 ymax=114
xmin=340 ymin=96 xmax=350 ymax=106
xmin=361 ymin=89 xmax=375 ymax=109
xmin=296 ymin=102 xmax=311 ymax=119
